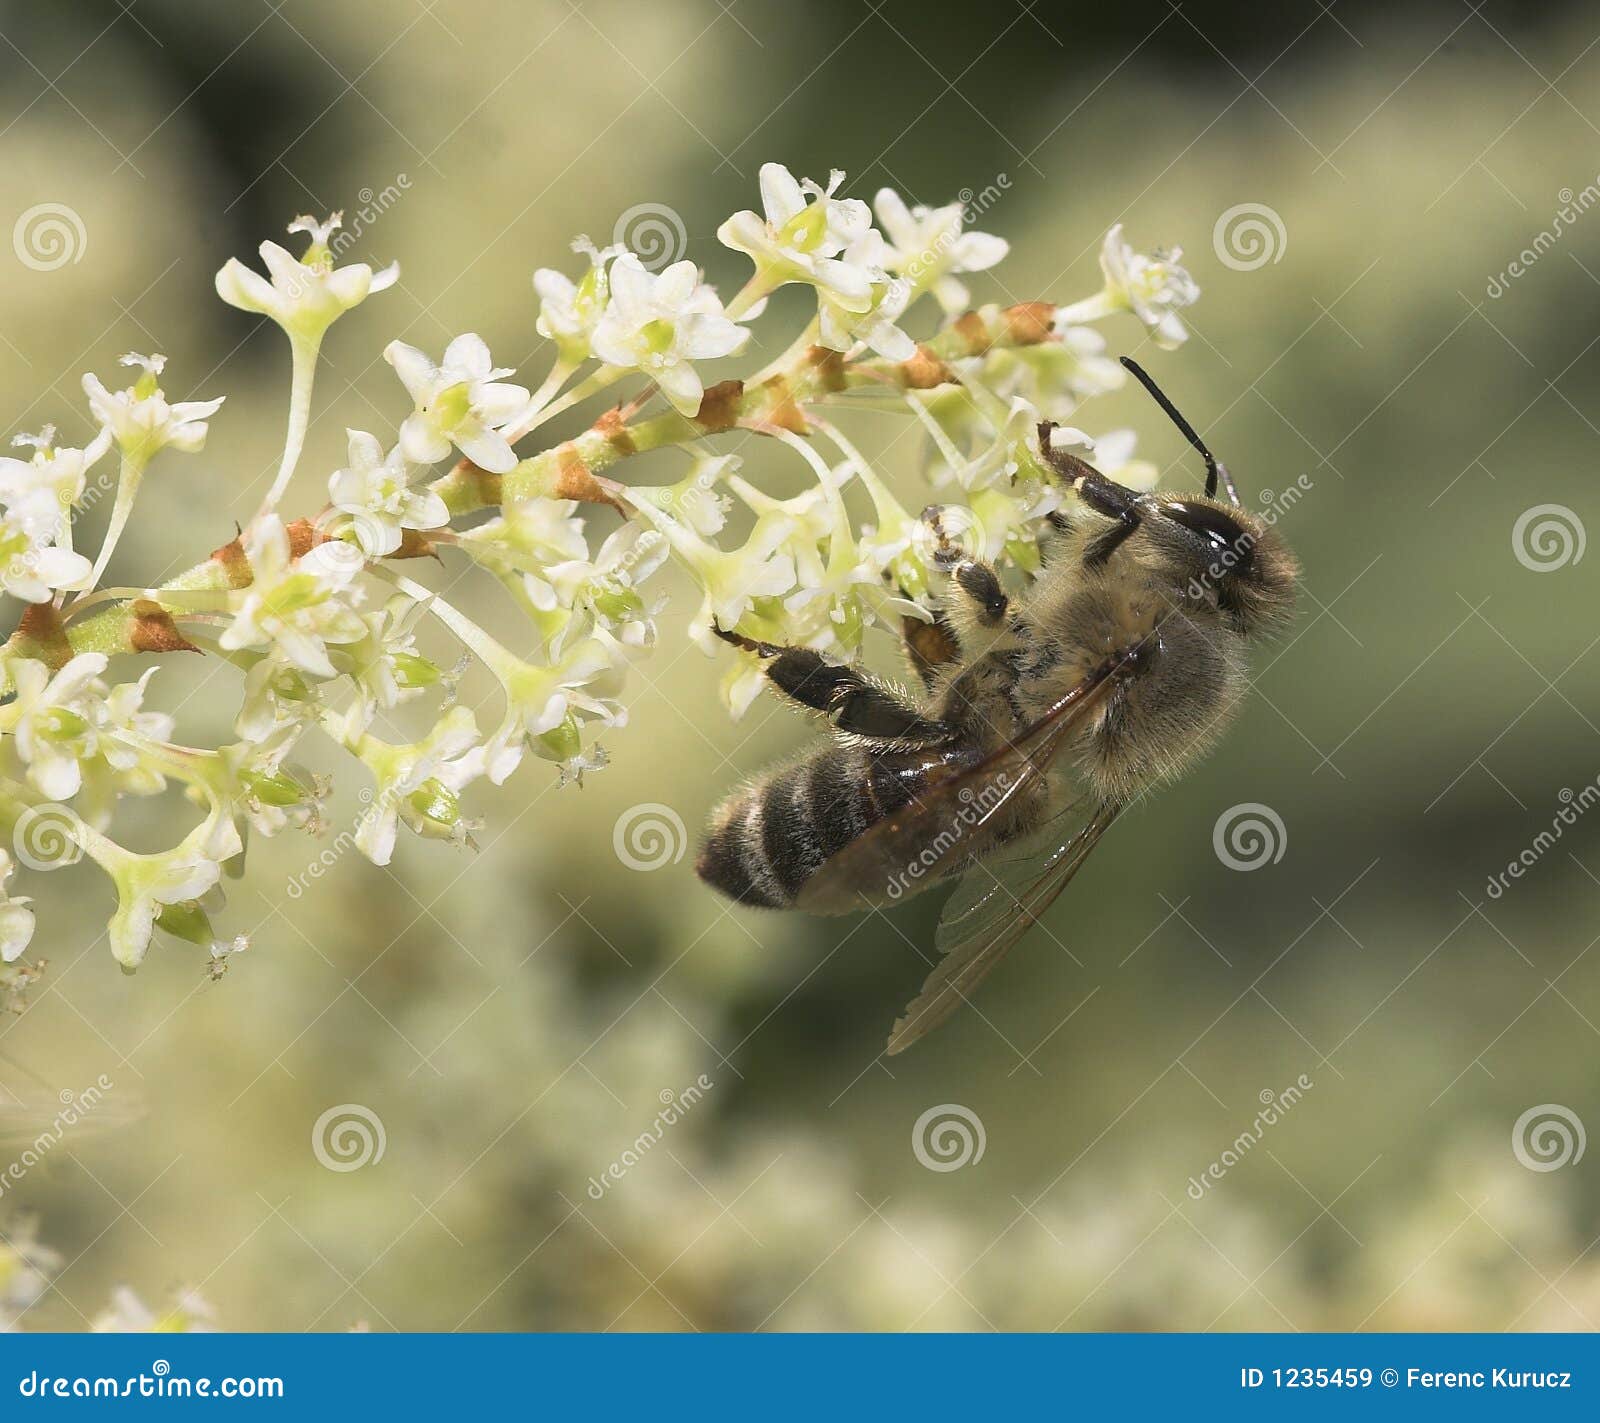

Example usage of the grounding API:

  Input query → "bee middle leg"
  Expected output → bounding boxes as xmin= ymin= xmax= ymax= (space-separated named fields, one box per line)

xmin=901 ymin=613 xmax=962 ymax=693
xmin=715 ymin=628 xmax=953 ymax=743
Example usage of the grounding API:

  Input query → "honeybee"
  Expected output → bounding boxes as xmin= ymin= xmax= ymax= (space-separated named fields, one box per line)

xmin=696 ymin=360 xmax=1298 ymax=1053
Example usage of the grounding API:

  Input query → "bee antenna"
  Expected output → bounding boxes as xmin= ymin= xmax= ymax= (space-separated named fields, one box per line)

xmin=1119 ymin=357 xmax=1240 ymax=507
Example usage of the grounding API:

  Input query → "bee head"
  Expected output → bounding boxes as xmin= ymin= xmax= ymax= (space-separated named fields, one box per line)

xmin=1156 ymin=497 xmax=1297 ymax=635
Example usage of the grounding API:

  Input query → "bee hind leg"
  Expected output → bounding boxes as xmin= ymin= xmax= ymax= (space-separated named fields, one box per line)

xmin=713 ymin=627 xmax=953 ymax=743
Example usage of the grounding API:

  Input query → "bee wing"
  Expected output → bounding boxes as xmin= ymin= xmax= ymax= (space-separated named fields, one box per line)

xmin=886 ymin=796 xmax=1122 ymax=1055
xmin=793 ymin=640 xmax=1142 ymax=914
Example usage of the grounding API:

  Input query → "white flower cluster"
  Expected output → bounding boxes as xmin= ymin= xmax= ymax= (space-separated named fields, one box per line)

xmin=0 ymin=178 xmax=1198 ymax=978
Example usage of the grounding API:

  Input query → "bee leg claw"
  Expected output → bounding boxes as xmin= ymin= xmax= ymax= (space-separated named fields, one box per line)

xmin=712 ymin=624 xmax=779 ymax=657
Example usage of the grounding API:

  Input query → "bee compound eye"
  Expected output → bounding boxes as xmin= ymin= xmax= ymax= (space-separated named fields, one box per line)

xmin=1165 ymin=501 xmax=1254 ymax=571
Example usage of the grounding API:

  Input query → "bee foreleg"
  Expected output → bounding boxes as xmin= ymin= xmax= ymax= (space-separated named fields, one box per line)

xmin=716 ymin=630 xmax=952 ymax=742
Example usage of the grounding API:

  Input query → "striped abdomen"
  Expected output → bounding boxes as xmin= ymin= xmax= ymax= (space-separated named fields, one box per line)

xmin=696 ymin=745 xmax=931 ymax=910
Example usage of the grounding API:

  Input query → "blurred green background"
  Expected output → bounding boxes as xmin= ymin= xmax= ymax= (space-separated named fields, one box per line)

xmin=3 ymin=0 xmax=1600 ymax=1331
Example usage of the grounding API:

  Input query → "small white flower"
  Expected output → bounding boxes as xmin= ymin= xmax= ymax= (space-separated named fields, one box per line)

xmin=628 ymin=496 xmax=797 ymax=650
xmin=0 ymin=848 xmax=36 ymax=964
xmin=0 ymin=425 xmax=111 ymax=523
xmin=3 ymin=653 xmax=113 ymax=801
xmin=465 ymin=633 xmax=626 ymax=788
xmin=454 ymin=497 xmax=589 ymax=613
xmin=590 ymin=255 xmax=750 ymax=417
xmin=215 ymin=212 xmax=398 ymax=344
xmin=384 ymin=334 xmax=531 ymax=474
xmin=873 ymin=187 xmax=1008 ymax=313
xmin=718 ymin=164 xmax=875 ymax=309
xmin=544 ymin=523 xmax=669 ymax=648
xmin=815 ymin=229 xmax=914 ymax=360
xmin=218 ymin=726 xmax=322 ymax=839
xmin=96 ymin=828 xmax=226 ymax=970
xmin=630 ymin=452 xmax=738 ymax=538
xmin=534 ymin=236 xmax=622 ymax=362
xmin=219 ymin=514 xmax=366 ymax=678
xmin=235 ymin=656 xmax=318 ymax=743
xmin=0 ymin=492 xmax=92 ymax=601
xmin=334 ymin=596 xmax=441 ymax=733
xmin=351 ymin=705 xmax=482 ymax=865
xmin=1093 ymin=224 xmax=1199 ymax=349
xmin=977 ymin=325 xmax=1125 ymax=421
xmin=81 ymin=353 xmax=224 ymax=465
xmin=326 ymin=429 xmax=449 ymax=556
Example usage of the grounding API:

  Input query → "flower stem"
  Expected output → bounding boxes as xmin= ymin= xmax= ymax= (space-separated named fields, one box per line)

xmin=505 ymin=366 xmax=624 ymax=443
xmin=368 ymin=564 xmax=515 ymax=676
xmin=257 ymin=332 xmax=322 ymax=519
xmin=83 ymin=450 xmax=150 ymax=593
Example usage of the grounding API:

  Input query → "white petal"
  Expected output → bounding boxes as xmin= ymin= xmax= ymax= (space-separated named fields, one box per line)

xmin=758 ymin=163 xmax=805 ymax=224
xmin=607 ymin=253 xmax=651 ymax=313
xmin=384 ymin=341 xmax=437 ymax=401
xmin=454 ymin=425 xmax=518 ymax=474
xmin=443 ymin=332 xmax=493 ymax=377
xmin=214 ymin=259 xmax=280 ymax=317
